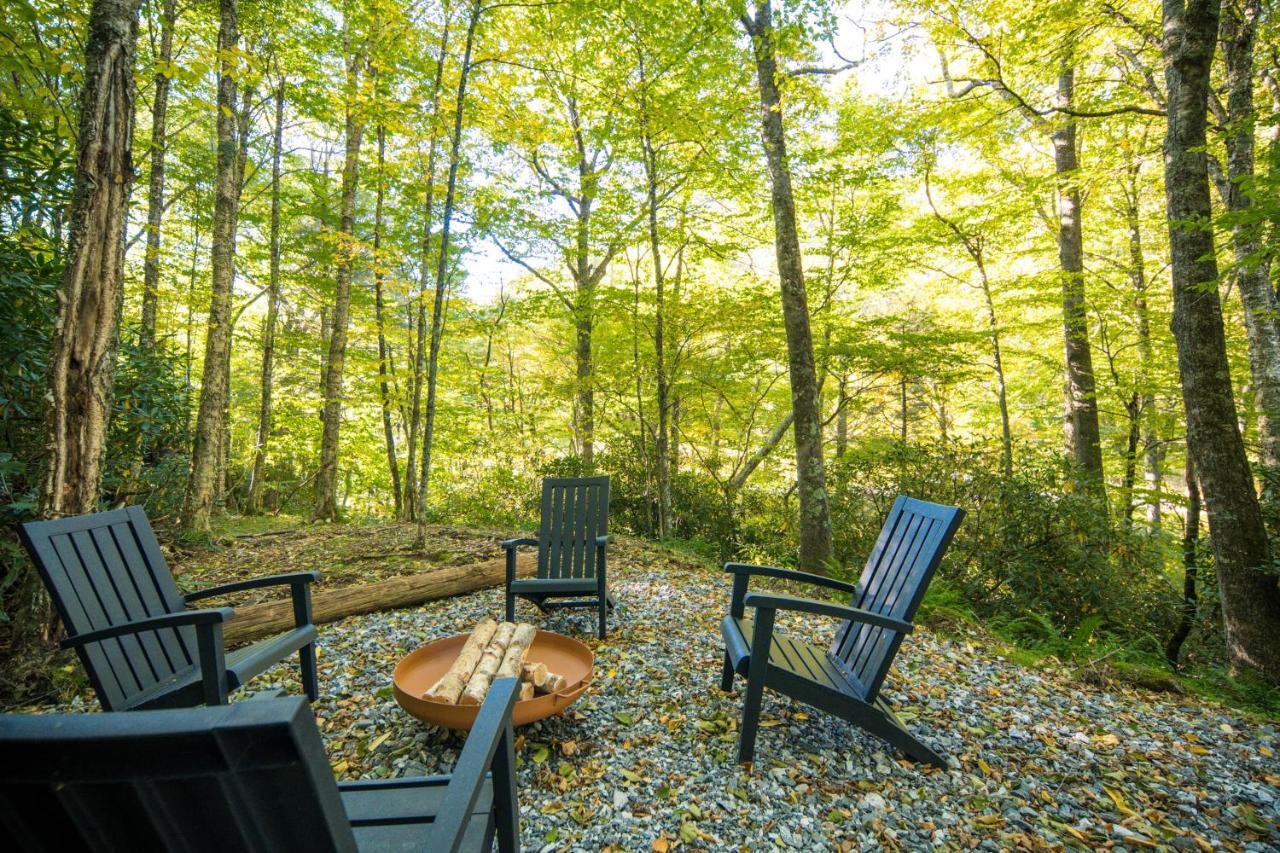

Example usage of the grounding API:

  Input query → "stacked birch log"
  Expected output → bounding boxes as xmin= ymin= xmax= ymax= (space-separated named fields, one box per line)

xmin=423 ymin=618 xmax=569 ymax=704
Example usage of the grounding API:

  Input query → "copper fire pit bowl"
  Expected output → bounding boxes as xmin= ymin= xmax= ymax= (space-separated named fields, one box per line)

xmin=393 ymin=629 xmax=593 ymax=730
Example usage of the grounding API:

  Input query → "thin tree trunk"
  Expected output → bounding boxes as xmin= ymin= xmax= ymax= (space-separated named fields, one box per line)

xmin=1053 ymin=64 xmax=1105 ymax=492
xmin=139 ymin=0 xmax=175 ymax=347
xmin=372 ymin=124 xmax=402 ymax=515
xmin=741 ymin=0 xmax=834 ymax=572
xmin=835 ymin=374 xmax=848 ymax=459
xmin=1162 ymin=0 xmax=1280 ymax=682
xmin=247 ymin=82 xmax=286 ymax=515
xmin=1120 ymin=392 xmax=1141 ymax=526
xmin=40 ymin=0 xmax=142 ymax=518
xmin=924 ymin=167 xmax=1013 ymax=477
xmin=1124 ymin=156 xmax=1162 ymax=530
xmin=979 ymin=259 xmax=1014 ymax=479
xmin=640 ymin=100 xmax=671 ymax=538
xmin=1165 ymin=456 xmax=1200 ymax=667
xmin=181 ymin=0 xmax=239 ymax=532
xmin=417 ymin=0 xmax=480 ymax=545
xmin=315 ymin=43 xmax=366 ymax=522
xmin=405 ymin=17 xmax=449 ymax=523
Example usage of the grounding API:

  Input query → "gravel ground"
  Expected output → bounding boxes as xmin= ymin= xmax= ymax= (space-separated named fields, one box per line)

xmin=46 ymin=551 xmax=1280 ymax=850
xmin=261 ymin=555 xmax=1280 ymax=852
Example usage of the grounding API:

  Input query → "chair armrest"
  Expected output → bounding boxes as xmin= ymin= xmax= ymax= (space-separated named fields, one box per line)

xmin=183 ymin=571 xmax=321 ymax=603
xmin=428 ymin=678 xmax=521 ymax=850
xmin=595 ymin=534 xmax=613 ymax=547
xmin=60 ymin=608 xmax=235 ymax=648
xmin=742 ymin=592 xmax=913 ymax=634
xmin=724 ymin=562 xmax=858 ymax=595
xmin=501 ymin=537 xmax=538 ymax=550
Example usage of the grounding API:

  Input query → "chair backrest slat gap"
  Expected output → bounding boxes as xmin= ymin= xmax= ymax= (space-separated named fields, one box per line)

xmin=52 ymin=533 xmax=142 ymax=704
xmin=535 ymin=477 xmax=610 ymax=582
xmin=107 ymin=521 xmax=192 ymax=668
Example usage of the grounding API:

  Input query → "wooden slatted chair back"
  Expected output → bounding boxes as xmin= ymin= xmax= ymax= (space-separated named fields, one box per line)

xmin=536 ymin=476 xmax=609 ymax=580
xmin=828 ymin=496 xmax=965 ymax=702
xmin=0 ymin=697 xmax=357 ymax=851
xmin=18 ymin=507 xmax=196 ymax=711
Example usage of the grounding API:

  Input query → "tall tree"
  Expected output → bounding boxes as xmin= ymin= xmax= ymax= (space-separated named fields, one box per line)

xmin=1052 ymin=63 xmax=1105 ymax=488
xmin=138 ymin=0 xmax=176 ymax=347
xmin=1213 ymin=0 xmax=1280 ymax=502
xmin=246 ymin=81 xmax=287 ymax=515
xmin=315 ymin=26 xmax=367 ymax=522
xmin=40 ymin=0 xmax=143 ymax=517
xmin=417 ymin=0 xmax=481 ymax=542
xmin=1162 ymin=0 xmax=1280 ymax=681
xmin=936 ymin=24 xmax=1106 ymax=492
xmin=181 ymin=0 xmax=241 ymax=532
xmin=739 ymin=0 xmax=834 ymax=571
xmin=404 ymin=16 xmax=450 ymax=522
xmin=372 ymin=123 xmax=402 ymax=515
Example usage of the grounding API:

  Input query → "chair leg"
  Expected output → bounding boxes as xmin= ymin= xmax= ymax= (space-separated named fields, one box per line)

xmin=738 ymin=661 xmax=766 ymax=763
xmin=505 ymin=590 xmax=515 ymax=622
xmin=492 ymin=720 xmax=519 ymax=852
xmin=737 ymin=607 xmax=774 ymax=764
xmin=720 ymin=651 xmax=735 ymax=691
xmin=300 ymin=642 xmax=318 ymax=702
xmin=597 ymin=596 xmax=607 ymax=639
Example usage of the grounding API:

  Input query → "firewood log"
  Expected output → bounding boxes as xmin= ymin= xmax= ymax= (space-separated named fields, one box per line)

xmin=459 ymin=621 xmax=516 ymax=705
xmin=423 ymin=618 xmax=498 ymax=704
xmin=541 ymin=671 xmax=568 ymax=693
xmin=496 ymin=623 xmax=537 ymax=679
xmin=520 ymin=661 xmax=548 ymax=688
xmin=519 ymin=682 xmax=534 ymax=701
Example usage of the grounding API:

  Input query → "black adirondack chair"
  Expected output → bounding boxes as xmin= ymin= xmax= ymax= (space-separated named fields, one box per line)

xmin=504 ymin=476 xmax=612 ymax=639
xmin=18 ymin=506 xmax=320 ymax=710
xmin=0 ymin=679 xmax=522 ymax=852
xmin=720 ymin=495 xmax=965 ymax=768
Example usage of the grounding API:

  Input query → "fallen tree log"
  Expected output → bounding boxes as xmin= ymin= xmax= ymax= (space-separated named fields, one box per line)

xmin=223 ymin=552 xmax=536 ymax=645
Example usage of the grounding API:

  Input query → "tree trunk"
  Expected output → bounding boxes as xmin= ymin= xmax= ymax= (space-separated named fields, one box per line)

xmin=741 ymin=0 xmax=834 ymax=572
xmin=637 ymin=62 xmax=672 ymax=539
xmin=315 ymin=46 xmax=366 ymax=522
xmin=644 ymin=143 xmax=672 ymax=539
xmin=139 ymin=0 xmax=175 ymax=347
xmin=1220 ymin=0 xmax=1280 ymax=501
xmin=1053 ymin=64 xmax=1105 ymax=492
xmin=372 ymin=124 xmax=402 ymax=515
xmin=246 ymin=83 xmax=286 ymax=515
xmin=980 ymin=264 xmax=1014 ymax=479
xmin=405 ymin=19 xmax=449 ymax=523
xmin=835 ymin=374 xmax=848 ymax=459
xmin=1120 ymin=392 xmax=1141 ymax=527
xmin=1124 ymin=156 xmax=1162 ymax=530
xmin=39 ymin=0 xmax=142 ymax=518
xmin=1162 ymin=0 xmax=1280 ymax=682
xmin=181 ymin=0 xmax=240 ymax=532
xmin=1165 ymin=456 xmax=1200 ymax=667
xmin=417 ymin=0 xmax=480 ymax=544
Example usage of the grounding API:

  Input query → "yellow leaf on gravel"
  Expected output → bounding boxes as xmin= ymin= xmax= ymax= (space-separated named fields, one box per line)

xmin=651 ymin=837 xmax=670 ymax=853
xmin=1103 ymin=787 xmax=1136 ymax=817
